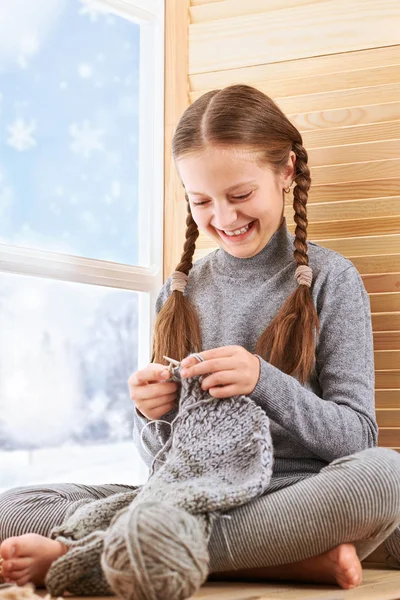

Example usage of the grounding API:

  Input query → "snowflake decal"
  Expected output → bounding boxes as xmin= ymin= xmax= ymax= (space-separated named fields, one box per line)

xmin=79 ymin=0 xmax=108 ymax=22
xmin=69 ymin=120 xmax=105 ymax=159
xmin=7 ymin=119 xmax=37 ymax=151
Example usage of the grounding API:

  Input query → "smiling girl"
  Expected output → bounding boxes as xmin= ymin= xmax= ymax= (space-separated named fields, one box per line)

xmin=1 ymin=84 xmax=400 ymax=593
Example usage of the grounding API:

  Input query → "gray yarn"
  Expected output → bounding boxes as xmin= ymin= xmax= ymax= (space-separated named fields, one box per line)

xmin=101 ymin=502 xmax=209 ymax=600
xmin=45 ymin=357 xmax=273 ymax=598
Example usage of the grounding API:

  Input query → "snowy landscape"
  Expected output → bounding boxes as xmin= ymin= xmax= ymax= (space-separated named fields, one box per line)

xmin=0 ymin=1 xmax=149 ymax=491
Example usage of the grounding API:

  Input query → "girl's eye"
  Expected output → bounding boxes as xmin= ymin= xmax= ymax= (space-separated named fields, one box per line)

xmin=232 ymin=192 xmax=252 ymax=200
xmin=192 ymin=191 xmax=252 ymax=206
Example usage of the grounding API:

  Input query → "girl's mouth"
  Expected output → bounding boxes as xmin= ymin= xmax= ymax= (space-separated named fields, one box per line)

xmin=218 ymin=220 xmax=256 ymax=242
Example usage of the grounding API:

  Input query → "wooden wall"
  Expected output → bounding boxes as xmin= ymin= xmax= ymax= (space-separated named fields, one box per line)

xmin=164 ymin=0 xmax=400 ymax=450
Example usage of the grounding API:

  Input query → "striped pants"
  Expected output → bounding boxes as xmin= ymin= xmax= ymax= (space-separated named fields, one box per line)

xmin=0 ymin=447 xmax=400 ymax=573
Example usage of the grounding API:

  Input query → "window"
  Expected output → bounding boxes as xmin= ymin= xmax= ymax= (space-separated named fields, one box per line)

xmin=0 ymin=0 xmax=164 ymax=491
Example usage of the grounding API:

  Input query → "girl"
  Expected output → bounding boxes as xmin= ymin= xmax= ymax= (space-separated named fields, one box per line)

xmin=1 ymin=84 xmax=400 ymax=593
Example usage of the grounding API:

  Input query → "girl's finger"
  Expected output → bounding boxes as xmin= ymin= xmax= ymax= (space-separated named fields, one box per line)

xmin=181 ymin=357 xmax=234 ymax=379
xmin=201 ymin=370 xmax=236 ymax=390
xmin=132 ymin=381 xmax=178 ymax=401
xmin=136 ymin=393 xmax=178 ymax=412
xmin=208 ymin=385 xmax=239 ymax=399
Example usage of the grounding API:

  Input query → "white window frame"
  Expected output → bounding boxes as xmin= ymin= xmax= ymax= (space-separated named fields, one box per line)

xmin=0 ymin=0 xmax=165 ymax=371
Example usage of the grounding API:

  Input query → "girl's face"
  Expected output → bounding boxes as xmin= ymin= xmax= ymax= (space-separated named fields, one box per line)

xmin=177 ymin=146 xmax=296 ymax=259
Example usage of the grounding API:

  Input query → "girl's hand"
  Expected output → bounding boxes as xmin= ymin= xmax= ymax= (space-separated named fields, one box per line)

xmin=128 ymin=364 xmax=179 ymax=420
xmin=180 ymin=345 xmax=260 ymax=398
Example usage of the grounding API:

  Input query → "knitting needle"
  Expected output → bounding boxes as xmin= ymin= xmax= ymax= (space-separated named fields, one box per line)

xmin=163 ymin=356 xmax=180 ymax=367
xmin=162 ymin=355 xmax=181 ymax=374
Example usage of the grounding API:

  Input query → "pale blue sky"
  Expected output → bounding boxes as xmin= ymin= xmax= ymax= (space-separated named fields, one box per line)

xmin=0 ymin=0 xmax=140 ymax=265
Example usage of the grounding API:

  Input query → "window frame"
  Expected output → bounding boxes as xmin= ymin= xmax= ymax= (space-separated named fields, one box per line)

xmin=0 ymin=0 xmax=165 ymax=370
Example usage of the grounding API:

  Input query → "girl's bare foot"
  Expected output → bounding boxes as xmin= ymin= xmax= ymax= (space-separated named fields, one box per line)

xmin=210 ymin=543 xmax=363 ymax=590
xmin=0 ymin=533 xmax=67 ymax=587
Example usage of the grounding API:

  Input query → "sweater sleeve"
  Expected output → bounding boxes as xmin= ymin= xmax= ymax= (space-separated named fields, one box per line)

xmin=250 ymin=265 xmax=378 ymax=463
xmin=131 ymin=275 xmax=179 ymax=468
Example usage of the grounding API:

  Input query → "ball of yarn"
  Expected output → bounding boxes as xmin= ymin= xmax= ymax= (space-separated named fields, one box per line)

xmin=101 ymin=501 xmax=209 ymax=600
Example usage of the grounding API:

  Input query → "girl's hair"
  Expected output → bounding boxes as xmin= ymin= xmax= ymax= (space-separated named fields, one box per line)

xmin=152 ymin=84 xmax=319 ymax=383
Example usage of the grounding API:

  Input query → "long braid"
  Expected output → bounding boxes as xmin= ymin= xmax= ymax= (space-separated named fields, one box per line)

xmin=175 ymin=194 xmax=200 ymax=274
xmin=292 ymin=142 xmax=311 ymax=268
xmin=255 ymin=142 xmax=319 ymax=383
xmin=151 ymin=195 xmax=202 ymax=365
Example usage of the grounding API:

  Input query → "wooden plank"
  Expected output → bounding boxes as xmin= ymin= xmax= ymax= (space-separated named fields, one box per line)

xmin=307 ymin=178 xmax=400 ymax=203
xmin=189 ymin=0 xmax=400 ymax=74
xmin=375 ymin=389 xmax=400 ymax=407
xmin=191 ymin=64 xmax=400 ymax=102
xmin=164 ymin=0 xmax=191 ymax=280
xmin=310 ymin=159 xmax=400 ymax=186
xmin=363 ymin=273 xmax=400 ymax=294
xmin=372 ymin=313 xmax=400 ymax=332
xmin=294 ymin=217 xmax=400 ymax=241
xmin=277 ymin=84 xmax=400 ymax=118
xmin=314 ymin=236 xmax=400 ymax=257
xmin=334 ymin=255 xmax=400 ymax=275
xmin=370 ymin=293 xmax=400 ymax=313
xmin=376 ymin=408 xmax=400 ymax=427
xmin=376 ymin=371 xmax=400 ymax=388
xmin=302 ymin=121 xmax=400 ymax=150
xmin=285 ymin=197 xmax=400 ymax=222
xmin=374 ymin=350 xmax=400 ymax=370
xmin=190 ymin=44 xmax=400 ymax=91
xmin=308 ymin=140 xmax=400 ymax=169
xmin=191 ymin=0 xmax=327 ymax=22
xmin=373 ymin=331 xmax=400 ymax=350
xmin=378 ymin=427 xmax=400 ymax=447
xmin=292 ymin=102 xmax=400 ymax=133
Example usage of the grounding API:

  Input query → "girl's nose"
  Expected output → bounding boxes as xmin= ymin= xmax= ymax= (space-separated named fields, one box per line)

xmin=212 ymin=203 xmax=238 ymax=230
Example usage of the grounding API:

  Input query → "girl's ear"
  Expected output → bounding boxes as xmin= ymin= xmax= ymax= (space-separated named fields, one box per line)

xmin=281 ymin=151 xmax=296 ymax=189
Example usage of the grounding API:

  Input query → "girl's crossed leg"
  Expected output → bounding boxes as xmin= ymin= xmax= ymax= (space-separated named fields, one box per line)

xmin=1 ymin=447 xmax=400 ymax=590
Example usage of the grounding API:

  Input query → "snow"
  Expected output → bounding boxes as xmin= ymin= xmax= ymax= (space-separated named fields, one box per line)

xmin=7 ymin=118 xmax=37 ymax=151
xmin=0 ymin=440 xmax=149 ymax=494
xmin=69 ymin=120 xmax=105 ymax=159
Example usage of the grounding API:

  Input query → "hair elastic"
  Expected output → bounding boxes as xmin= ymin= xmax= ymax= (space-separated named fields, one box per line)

xmin=171 ymin=271 xmax=189 ymax=293
xmin=295 ymin=265 xmax=313 ymax=288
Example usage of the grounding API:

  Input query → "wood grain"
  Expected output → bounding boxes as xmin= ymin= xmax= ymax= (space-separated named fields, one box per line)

xmin=378 ymin=427 xmax=400 ymax=447
xmin=373 ymin=331 xmax=400 ymax=351
xmin=292 ymin=102 xmax=400 ymax=133
xmin=303 ymin=178 xmax=400 ymax=204
xmin=300 ymin=217 xmax=400 ymax=241
xmin=372 ymin=313 xmax=400 ymax=332
xmin=302 ymin=122 xmax=400 ymax=150
xmin=376 ymin=408 xmax=400 ymax=427
xmin=375 ymin=389 xmax=400 ymax=408
xmin=370 ymin=293 xmax=400 ymax=313
xmin=374 ymin=350 xmax=400 ymax=371
xmin=164 ymin=0 xmax=191 ymax=280
xmin=308 ymin=140 xmax=400 ymax=169
xmin=362 ymin=273 xmax=400 ymax=294
xmin=310 ymin=159 xmax=400 ymax=186
xmin=351 ymin=255 xmax=400 ymax=275
xmin=285 ymin=197 xmax=400 ymax=222
xmin=189 ymin=0 xmax=400 ymax=74
xmin=375 ymin=371 xmax=400 ymax=388
xmin=189 ymin=44 xmax=400 ymax=91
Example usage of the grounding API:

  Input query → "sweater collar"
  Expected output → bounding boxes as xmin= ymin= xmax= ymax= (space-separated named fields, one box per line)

xmin=212 ymin=218 xmax=294 ymax=277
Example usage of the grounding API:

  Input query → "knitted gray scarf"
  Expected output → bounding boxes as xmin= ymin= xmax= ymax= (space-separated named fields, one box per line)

xmin=45 ymin=355 xmax=273 ymax=596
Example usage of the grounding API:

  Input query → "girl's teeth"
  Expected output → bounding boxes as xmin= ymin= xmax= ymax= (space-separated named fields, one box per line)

xmin=224 ymin=223 xmax=252 ymax=236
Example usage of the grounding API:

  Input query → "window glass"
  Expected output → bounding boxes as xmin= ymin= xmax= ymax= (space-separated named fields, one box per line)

xmin=0 ymin=272 xmax=148 ymax=492
xmin=0 ymin=0 xmax=141 ymax=265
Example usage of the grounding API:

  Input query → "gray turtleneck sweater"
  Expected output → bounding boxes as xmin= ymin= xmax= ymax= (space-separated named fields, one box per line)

xmin=133 ymin=220 xmax=377 ymax=481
